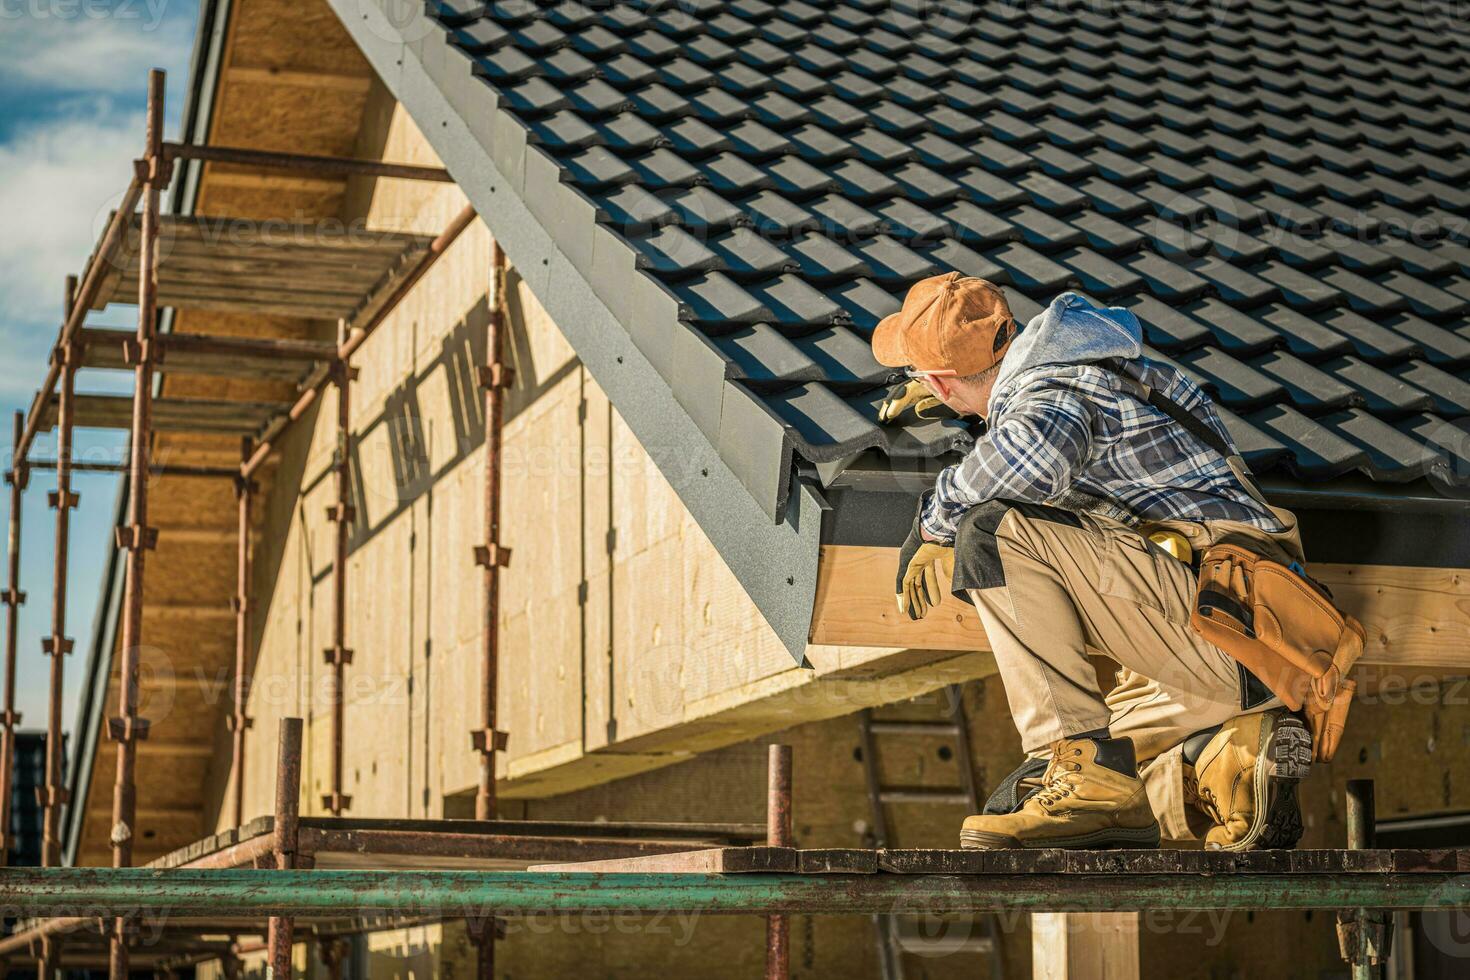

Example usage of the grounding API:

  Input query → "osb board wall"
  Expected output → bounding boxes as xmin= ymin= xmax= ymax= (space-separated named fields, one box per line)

xmin=226 ymin=89 xmax=1004 ymax=826
xmin=70 ymin=0 xmax=376 ymax=866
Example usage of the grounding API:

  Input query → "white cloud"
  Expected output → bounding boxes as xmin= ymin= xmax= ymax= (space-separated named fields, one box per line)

xmin=0 ymin=111 xmax=143 ymax=317
xmin=0 ymin=3 xmax=191 ymax=92
xmin=0 ymin=111 xmax=142 ymax=400
xmin=0 ymin=3 xmax=196 ymax=402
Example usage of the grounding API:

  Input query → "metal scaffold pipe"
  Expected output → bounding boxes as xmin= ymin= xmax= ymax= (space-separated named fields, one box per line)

xmin=467 ymin=237 xmax=513 ymax=980
xmin=230 ymin=437 xmax=256 ymax=829
xmin=766 ymin=745 xmax=793 ymax=980
xmin=109 ymin=66 xmax=168 ymax=980
xmin=322 ymin=332 xmax=356 ymax=817
xmin=473 ymin=239 xmax=511 ymax=823
xmin=41 ymin=275 xmax=81 ymax=871
xmin=267 ymin=718 xmax=303 ymax=978
xmin=0 ymin=411 xmax=28 ymax=868
xmin=2 ymin=868 xmax=1466 ymax=917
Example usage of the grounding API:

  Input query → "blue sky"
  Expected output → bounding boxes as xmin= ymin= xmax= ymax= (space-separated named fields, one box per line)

xmin=0 ymin=1 xmax=199 ymax=745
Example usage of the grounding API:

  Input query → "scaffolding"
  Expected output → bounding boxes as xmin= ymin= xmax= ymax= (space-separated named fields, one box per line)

xmin=0 ymin=68 xmax=1461 ymax=980
xmin=0 ymin=68 xmax=803 ymax=979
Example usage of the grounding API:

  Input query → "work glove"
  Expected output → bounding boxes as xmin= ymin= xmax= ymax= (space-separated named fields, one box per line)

xmin=877 ymin=378 xmax=949 ymax=425
xmin=896 ymin=501 xmax=954 ymax=621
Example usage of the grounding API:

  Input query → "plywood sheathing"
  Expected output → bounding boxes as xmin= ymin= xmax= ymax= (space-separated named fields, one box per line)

xmin=813 ymin=545 xmax=1470 ymax=669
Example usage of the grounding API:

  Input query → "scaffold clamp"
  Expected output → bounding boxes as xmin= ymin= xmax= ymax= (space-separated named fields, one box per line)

xmin=47 ymin=489 xmax=80 ymax=510
xmin=477 ymin=364 xmax=515 ymax=390
xmin=106 ymin=716 xmax=151 ymax=743
xmin=325 ymin=503 xmax=356 ymax=524
xmin=41 ymin=635 xmax=74 ymax=657
xmin=322 ymin=645 xmax=354 ymax=667
xmin=120 ymin=338 xmax=159 ymax=368
xmin=114 ymin=524 xmax=159 ymax=551
xmin=1337 ymin=908 xmax=1393 ymax=967
xmin=474 ymin=544 xmax=512 ymax=568
xmin=321 ymin=792 xmax=352 ymax=813
xmin=33 ymin=785 xmax=70 ymax=807
xmin=471 ymin=728 xmax=510 ymax=752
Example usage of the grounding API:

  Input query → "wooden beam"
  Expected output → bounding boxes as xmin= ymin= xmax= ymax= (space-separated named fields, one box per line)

xmin=141 ymin=603 xmax=235 ymax=622
xmin=810 ymin=545 xmax=989 ymax=650
xmin=204 ymin=172 xmax=348 ymax=195
xmin=812 ymin=546 xmax=1470 ymax=668
xmin=1311 ymin=563 xmax=1470 ymax=668
xmin=1032 ymin=913 xmax=1140 ymax=980
xmin=226 ymin=65 xmax=373 ymax=93
xmin=527 ymin=847 xmax=797 ymax=874
xmin=137 ymin=741 xmax=216 ymax=759
xmin=87 ymin=805 xmax=202 ymax=821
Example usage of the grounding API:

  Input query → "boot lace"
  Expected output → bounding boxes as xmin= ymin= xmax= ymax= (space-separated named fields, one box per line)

xmin=1033 ymin=745 xmax=1085 ymax=809
xmin=1183 ymin=769 xmax=1220 ymax=822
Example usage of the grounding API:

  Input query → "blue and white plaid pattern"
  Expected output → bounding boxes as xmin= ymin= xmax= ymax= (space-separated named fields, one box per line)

xmin=921 ymin=356 xmax=1286 ymax=542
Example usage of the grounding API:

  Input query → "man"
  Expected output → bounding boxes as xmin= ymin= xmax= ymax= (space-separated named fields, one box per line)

xmin=873 ymin=273 xmax=1314 ymax=851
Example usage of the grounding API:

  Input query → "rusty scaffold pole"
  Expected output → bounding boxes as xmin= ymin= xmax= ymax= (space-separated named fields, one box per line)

xmin=1339 ymin=779 xmax=1389 ymax=980
xmin=268 ymin=718 xmax=304 ymax=978
xmin=467 ymin=240 xmax=513 ymax=980
xmin=41 ymin=274 xmax=82 ymax=870
xmin=472 ymin=240 xmax=512 ymax=821
xmin=230 ymin=437 xmax=256 ymax=828
xmin=110 ymin=67 xmax=168 ymax=980
xmin=766 ymin=744 xmax=793 ymax=980
xmin=0 ymin=411 xmax=28 ymax=868
xmin=322 ymin=328 xmax=356 ymax=817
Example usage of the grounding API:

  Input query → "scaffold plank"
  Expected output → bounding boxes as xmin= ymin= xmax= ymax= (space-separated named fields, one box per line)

xmin=528 ymin=847 xmax=798 ymax=874
xmin=37 ymin=394 xmax=291 ymax=434
xmin=80 ymin=328 xmax=335 ymax=381
xmin=84 ymin=213 xmax=435 ymax=320
xmin=141 ymin=816 xmax=768 ymax=870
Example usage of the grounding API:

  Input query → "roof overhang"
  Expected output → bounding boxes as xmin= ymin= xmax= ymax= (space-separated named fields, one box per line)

xmin=326 ymin=0 xmax=826 ymax=663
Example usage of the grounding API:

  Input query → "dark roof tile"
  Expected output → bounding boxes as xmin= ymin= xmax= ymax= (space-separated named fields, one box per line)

xmin=437 ymin=0 xmax=1470 ymax=519
xmin=1245 ymin=405 xmax=1372 ymax=480
xmin=1320 ymin=409 xmax=1445 ymax=481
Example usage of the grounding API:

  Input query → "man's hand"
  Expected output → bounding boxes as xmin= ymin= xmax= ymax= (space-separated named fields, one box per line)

xmin=896 ymin=525 xmax=954 ymax=621
xmin=878 ymin=378 xmax=946 ymax=424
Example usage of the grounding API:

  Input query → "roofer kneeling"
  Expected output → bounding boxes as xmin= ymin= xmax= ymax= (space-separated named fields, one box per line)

xmin=873 ymin=274 xmax=1365 ymax=851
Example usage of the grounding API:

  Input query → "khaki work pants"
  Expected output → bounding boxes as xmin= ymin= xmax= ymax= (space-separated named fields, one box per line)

xmin=953 ymin=500 xmax=1278 ymax=839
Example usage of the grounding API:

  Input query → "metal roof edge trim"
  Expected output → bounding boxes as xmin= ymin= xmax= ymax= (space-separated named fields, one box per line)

xmin=328 ymin=0 xmax=821 ymax=660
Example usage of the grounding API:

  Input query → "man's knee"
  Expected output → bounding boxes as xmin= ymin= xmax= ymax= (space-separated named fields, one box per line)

xmin=952 ymin=499 xmax=1082 ymax=593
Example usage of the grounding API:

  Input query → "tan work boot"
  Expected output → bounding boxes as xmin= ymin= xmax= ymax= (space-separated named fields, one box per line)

xmin=960 ymin=737 xmax=1161 ymax=850
xmin=1183 ymin=710 xmax=1312 ymax=851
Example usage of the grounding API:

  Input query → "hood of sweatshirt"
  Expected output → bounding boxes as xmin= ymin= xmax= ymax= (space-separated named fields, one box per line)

xmin=989 ymin=292 xmax=1144 ymax=414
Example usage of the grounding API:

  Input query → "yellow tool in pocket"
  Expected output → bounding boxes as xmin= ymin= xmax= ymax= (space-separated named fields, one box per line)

xmin=1147 ymin=529 xmax=1193 ymax=564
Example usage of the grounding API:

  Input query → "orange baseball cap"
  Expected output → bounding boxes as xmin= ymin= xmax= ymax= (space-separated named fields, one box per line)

xmin=871 ymin=273 xmax=1017 ymax=376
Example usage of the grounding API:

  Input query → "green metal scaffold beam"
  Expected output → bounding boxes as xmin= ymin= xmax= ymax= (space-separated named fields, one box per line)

xmin=1 ymin=868 xmax=1467 ymax=917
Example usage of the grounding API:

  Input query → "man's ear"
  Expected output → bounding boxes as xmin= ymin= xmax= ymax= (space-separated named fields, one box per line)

xmin=928 ymin=375 xmax=953 ymax=400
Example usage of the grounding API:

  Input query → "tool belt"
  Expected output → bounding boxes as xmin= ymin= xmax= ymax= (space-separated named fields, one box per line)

xmin=1191 ymin=545 xmax=1362 ymax=762
xmin=1115 ymin=364 xmax=1362 ymax=763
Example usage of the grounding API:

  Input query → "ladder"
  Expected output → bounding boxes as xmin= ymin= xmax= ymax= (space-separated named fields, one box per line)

xmin=857 ymin=684 xmax=1005 ymax=980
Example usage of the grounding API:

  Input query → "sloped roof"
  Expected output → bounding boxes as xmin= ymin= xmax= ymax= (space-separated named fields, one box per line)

xmin=405 ymin=0 xmax=1470 ymax=524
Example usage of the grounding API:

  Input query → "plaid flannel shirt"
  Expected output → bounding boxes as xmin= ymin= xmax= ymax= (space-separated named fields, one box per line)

xmin=921 ymin=355 xmax=1285 ymax=542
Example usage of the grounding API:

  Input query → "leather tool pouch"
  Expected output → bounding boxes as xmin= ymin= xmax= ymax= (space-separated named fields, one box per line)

xmin=1191 ymin=545 xmax=1363 ymax=762
xmin=1111 ymin=362 xmax=1362 ymax=763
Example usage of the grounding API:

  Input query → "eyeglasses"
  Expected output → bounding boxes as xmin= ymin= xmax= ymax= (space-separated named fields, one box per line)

xmin=903 ymin=366 xmax=957 ymax=382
